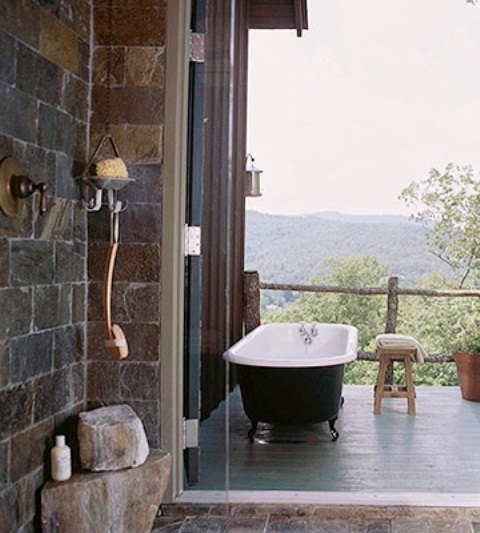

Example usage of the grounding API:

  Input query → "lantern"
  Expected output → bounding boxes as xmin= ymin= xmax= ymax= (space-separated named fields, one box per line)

xmin=245 ymin=153 xmax=263 ymax=197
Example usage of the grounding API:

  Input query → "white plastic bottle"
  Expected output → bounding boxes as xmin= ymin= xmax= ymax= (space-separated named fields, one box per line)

xmin=51 ymin=435 xmax=72 ymax=481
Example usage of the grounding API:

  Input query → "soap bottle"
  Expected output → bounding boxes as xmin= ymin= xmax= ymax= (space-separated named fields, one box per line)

xmin=51 ymin=435 xmax=72 ymax=481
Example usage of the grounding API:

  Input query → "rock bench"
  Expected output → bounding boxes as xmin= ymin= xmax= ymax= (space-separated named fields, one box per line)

xmin=41 ymin=405 xmax=171 ymax=533
xmin=41 ymin=450 xmax=171 ymax=533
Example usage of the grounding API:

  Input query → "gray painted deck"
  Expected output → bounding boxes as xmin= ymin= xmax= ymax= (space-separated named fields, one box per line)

xmin=192 ymin=385 xmax=480 ymax=493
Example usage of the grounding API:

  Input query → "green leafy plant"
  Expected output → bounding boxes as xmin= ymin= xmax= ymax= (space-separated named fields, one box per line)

xmin=399 ymin=164 xmax=480 ymax=288
xmin=456 ymin=324 xmax=480 ymax=354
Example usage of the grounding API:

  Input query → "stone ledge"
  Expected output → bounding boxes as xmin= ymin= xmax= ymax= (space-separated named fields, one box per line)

xmin=159 ymin=502 xmax=480 ymax=522
xmin=42 ymin=450 xmax=171 ymax=533
xmin=156 ymin=504 xmax=480 ymax=533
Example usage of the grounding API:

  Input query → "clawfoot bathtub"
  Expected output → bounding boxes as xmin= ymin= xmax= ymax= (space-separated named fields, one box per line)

xmin=223 ymin=323 xmax=358 ymax=442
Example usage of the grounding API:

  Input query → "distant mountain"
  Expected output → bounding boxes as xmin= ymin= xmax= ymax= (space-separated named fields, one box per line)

xmin=311 ymin=211 xmax=411 ymax=225
xmin=245 ymin=210 xmax=448 ymax=286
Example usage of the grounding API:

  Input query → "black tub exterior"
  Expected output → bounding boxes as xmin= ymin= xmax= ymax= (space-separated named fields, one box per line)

xmin=236 ymin=363 xmax=345 ymax=440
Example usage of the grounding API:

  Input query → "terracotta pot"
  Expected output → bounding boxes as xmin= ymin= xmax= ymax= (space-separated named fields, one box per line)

xmin=454 ymin=350 xmax=480 ymax=402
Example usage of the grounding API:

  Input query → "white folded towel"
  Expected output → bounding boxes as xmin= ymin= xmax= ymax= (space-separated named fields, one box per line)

xmin=375 ymin=333 xmax=427 ymax=364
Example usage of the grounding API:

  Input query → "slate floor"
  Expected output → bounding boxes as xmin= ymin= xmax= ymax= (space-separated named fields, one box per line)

xmin=152 ymin=508 xmax=480 ymax=532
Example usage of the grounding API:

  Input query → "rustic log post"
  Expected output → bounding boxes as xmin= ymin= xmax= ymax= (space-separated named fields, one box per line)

xmin=384 ymin=276 xmax=399 ymax=384
xmin=244 ymin=271 xmax=261 ymax=334
xmin=385 ymin=276 xmax=399 ymax=334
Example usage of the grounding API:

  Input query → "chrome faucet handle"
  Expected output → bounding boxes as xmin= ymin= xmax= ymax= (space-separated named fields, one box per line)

xmin=299 ymin=322 xmax=307 ymax=334
xmin=310 ymin=322 xmax=318 ymax=336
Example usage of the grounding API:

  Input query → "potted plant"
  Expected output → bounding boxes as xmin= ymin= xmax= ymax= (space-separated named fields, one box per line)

xmin=454 ymin=329 xmax=480 ymax=402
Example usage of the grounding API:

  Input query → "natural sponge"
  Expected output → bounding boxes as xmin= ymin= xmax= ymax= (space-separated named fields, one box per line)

xmin=95 ymin=157 xmax=129 ymax=178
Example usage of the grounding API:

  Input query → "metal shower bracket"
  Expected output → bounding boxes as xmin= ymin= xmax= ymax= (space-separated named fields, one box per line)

xmin=78 ymin=134 xmax=134 ymax=213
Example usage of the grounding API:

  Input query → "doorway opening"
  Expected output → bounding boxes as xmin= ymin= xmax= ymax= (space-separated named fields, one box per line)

xmin=175 ymin=0 xmax=480 ymax=503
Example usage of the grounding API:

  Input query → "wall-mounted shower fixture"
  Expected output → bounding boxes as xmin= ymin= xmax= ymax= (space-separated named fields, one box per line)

xmin=0 ymin=156 xmax=48 ymax=216
xmin=79 ymin=134 xmax=133 ymax=360
xmin=79 ymin=174 xmax=133 ymax=212
xmin=78 ymin=134 xmax=134 ymax=213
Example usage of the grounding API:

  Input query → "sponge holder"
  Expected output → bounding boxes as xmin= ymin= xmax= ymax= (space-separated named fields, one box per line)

xmin=78 ymin=134 xmax=134 ymax=213
xmin=80 ymin=133 xmax=132 ymax=359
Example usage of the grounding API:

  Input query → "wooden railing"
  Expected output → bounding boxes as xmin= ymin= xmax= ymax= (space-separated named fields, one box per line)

xmin=243 ymin=270 xmax=480 ymax=364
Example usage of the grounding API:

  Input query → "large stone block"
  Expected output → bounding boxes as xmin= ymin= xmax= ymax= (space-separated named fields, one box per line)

xmin=86 ymin=361 xmax=120 ymax=401
xmin=78 ymin=404 xmax=148 ymax=471
xmin=41 ymin=449 xmax=171 ymax=533
xmin=34 ymin=369 xmax=70 ymax=423
xmin=0 ymin=384 xmax=33 ymax=439
xmin=11 ymin=420 xmax=51 ymax=482
xmin=39 ymin=10 xmax=79 ymax=74
xmin=11 ymin=331 xmax=54 ymax=384
xmin=11 ymin=240 xmax=55 ymax=287
xmin=120 ymin=363 xmax=158 ymax=401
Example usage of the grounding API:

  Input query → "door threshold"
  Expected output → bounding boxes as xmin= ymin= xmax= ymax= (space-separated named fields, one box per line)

xmin=177 ymin=490 xmax=480 ymax=508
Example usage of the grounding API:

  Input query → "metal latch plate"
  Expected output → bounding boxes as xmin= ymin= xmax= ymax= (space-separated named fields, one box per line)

xmin=185 ymin=225 xmax=201 ymax=256
xmin=183 ymin=418 xmax=199 ymax=449
xmin=189 ymin=32 xmax=205 ymax=63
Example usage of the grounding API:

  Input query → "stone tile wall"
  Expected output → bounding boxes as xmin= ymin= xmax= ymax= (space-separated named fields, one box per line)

xmin=0 ymin=1 xmax=92 ymax=530
xmin=0 ymin=0 xmax=167 ymax=528
xmin=87 ymin=0 xmax=166 ymax=448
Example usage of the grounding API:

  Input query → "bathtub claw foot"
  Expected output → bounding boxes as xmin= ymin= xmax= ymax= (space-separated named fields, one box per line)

xmin=248 ymin=421 xmax=258 ymax=443
xmin=329 ymin=418 xmax=339 ymax=441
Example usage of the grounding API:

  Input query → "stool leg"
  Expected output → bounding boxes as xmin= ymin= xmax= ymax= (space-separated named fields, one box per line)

xmin=404 ymin=356 xmax=416 ymax=415
xmin=374 ymin=355 xmax=387 ymax=414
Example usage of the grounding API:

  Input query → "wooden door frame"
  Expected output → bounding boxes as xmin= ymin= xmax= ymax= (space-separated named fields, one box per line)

xmin=161 ymin=0 xmax=191 ymax=501
xmin=199 ymin=0 xmax=249 ymax=420
xmin=184 ymin=0 xmax=206 ymax=485
xmin=162 ymin=0 xmax=250 ymax=499
xmin=160 ymin=0 xmax=306 ymax=501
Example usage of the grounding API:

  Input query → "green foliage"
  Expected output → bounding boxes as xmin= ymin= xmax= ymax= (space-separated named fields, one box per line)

xmin=343 ymin=361 xmax=458 ymax=387
xmin=261 ymin=256 xmax=480 ymax=386
xmin=344 ymin=361 xmax=379 ymax=385
xmin=251 ymin=186 xmax=480 ymax=385
xmin=263 ymin=256 xmax=387 ymax=351
xmin=399 ymin=164 xmax=480 ymax=288
xmin=397 ymin=278 xmax=480 ymax=354
xmin=261 ymin=290 xmax=295 ymax=313
xmin=413 ymin=363 xmax=458 ymax=387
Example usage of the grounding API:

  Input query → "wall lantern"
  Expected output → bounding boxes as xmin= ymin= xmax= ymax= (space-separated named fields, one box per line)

xmin=245 ymin=153 xmax=263 ymax=198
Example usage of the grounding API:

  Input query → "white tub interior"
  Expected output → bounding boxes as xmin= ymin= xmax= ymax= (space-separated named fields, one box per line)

xmin=224 ymin=323 xmax=358 ymax=367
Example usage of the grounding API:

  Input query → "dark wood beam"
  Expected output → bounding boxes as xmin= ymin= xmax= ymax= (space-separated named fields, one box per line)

xmin=293 ymin=0 xmax=307 ymax=36
xmin=248 ymin=0 xmax=308 ymax=34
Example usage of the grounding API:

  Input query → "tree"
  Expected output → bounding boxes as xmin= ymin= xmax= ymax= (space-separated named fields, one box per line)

xmin=261 ymin=257 xmax=479 ymax=386
xmin=399 ymin=164 xmax=480 ymax=288
xmin=395 ymin=273 xmax=478 ymax=386
xmin=397 ymin=273 xmax=478 ymax=353
xmin=263 ymin=255 xmax=388 ymax=350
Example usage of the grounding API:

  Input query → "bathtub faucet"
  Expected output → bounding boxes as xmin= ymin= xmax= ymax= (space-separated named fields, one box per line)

xmin=299 ymin=322 xmax=317 ymax=344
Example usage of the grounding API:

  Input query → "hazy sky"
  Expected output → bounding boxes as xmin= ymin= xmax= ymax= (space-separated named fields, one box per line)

xmin=246 ymin=0 xmax=480 ymax=216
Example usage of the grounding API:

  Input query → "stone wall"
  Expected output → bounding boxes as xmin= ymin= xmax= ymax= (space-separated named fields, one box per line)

xmin=0 ymin=0 xmax=92 ymax=530
xmin=86 ymin=0 xmax=166 ymax=448
xmin=0 ymin=1 xmax=168 ymax=528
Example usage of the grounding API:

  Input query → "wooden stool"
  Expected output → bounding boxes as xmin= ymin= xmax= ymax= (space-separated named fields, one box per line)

xmin=374 ymin=348 xmax=416 ymax=415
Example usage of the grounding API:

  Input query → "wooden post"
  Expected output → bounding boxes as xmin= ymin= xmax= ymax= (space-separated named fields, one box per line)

xmin=244 ymin=270 xmax=261 ymax=334
xmin=384 ymin=276 xmax=399 ymax=384
xmin=385 ymin=276 xmax=399 ymax=333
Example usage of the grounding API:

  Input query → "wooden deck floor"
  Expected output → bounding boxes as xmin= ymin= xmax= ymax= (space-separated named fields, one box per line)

xmin=193 ymin=385 xmax=480 ymax=493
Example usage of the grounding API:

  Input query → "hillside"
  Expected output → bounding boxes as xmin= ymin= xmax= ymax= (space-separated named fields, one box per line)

xmin=245 ymin=210 xmax=448 ymax=286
